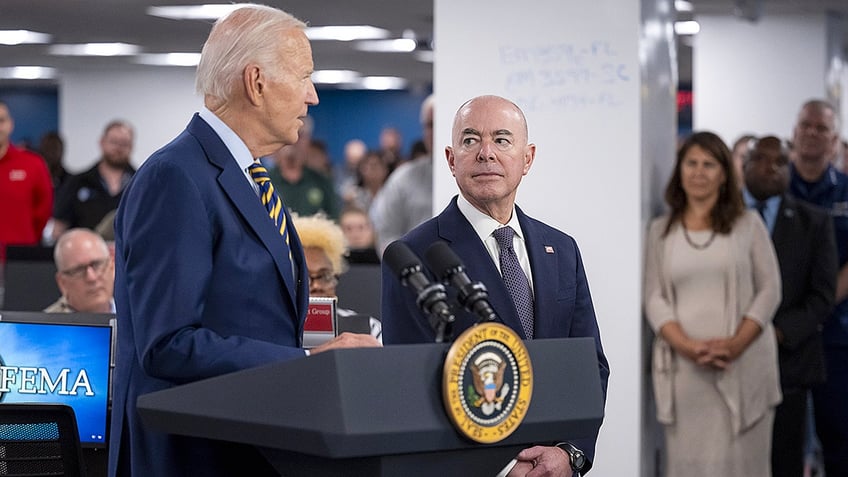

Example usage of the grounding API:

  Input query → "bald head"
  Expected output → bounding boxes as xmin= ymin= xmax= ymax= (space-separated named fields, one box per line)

xmin=54 ymin=229 xmax=110 ymax=270
xmin=54 ymin=228 xmax=114 ymax=313
xmin=446 ymin=95 xmax=535 ymax=223
xmin=451 ymin=95 xmax=529 ymax=147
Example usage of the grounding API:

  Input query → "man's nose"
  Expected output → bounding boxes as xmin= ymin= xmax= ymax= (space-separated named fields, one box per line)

xmin=84 ymin=264 xmax=100 ymax=280
xmin=477 ymin=142 xmax=496 ymax=162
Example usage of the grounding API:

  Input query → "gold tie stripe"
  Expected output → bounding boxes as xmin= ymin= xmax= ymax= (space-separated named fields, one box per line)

xmin=249 ymin=161 xmax=289 ymax=245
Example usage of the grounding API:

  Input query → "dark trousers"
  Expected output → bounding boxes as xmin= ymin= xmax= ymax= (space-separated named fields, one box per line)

xmin=771 ymin=388 xmax=806 ymax=477
xmin=813 ymin=345 xmax=848 ymax=477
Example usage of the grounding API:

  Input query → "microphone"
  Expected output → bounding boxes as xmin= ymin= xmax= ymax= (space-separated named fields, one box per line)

xmin=383 ymin=240 xmax=456 ymax=342
xmin=424 ymin=241 xmax=499 ymax=323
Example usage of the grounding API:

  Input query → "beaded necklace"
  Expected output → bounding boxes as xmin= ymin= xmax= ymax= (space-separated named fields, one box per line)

xmin=682 ymin=226 xmax=716 ymax=250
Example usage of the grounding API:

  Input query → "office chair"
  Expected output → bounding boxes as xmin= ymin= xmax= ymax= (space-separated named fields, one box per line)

xmin=0 ymin=403 xmax=86 ymax=477
xmin=2 ymin=245 xmax=59 ymax=311
xmin=336 ymin=264 xmax=382 ymax=320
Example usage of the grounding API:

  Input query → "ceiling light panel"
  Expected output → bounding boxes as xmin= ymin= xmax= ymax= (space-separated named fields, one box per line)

xmin=354 ymin=39 xmax=417 ymax=53
xmin=133 ymin=53 xmax=202 ymax=66
xmin=312 ymin=69 xmax=361 ymax=84
xmin=48 ymin=43 xmax=141 ymax=56
xmin=0 ymin=66 xmax=57 ymax=80
xmin=306 ymin=26 xmax=390 ymax=41
xmin=146 ymin=4 xmax=244 ymax=20
xmin=0 ymin=30 xmax=52 ymax=45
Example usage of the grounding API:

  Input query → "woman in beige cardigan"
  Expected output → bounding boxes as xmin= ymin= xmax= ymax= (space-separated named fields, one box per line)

xmin=645 ymin=131 xmax=782 ymax=476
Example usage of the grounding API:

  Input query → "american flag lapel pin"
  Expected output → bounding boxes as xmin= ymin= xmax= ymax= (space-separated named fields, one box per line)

xmin=544 ymin=245 xmax=555 ymax=254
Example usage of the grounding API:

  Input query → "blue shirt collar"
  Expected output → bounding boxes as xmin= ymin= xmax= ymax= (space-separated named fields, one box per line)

xmin=742 ymin=188 xmax=780 ymax=234
xmin=198 ymin=106 xmax=255 ymax=172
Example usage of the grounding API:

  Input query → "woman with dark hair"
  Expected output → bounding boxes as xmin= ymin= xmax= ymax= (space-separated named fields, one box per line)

xmin=38 ymin=131 xmax=68 ymax=191
xmin=342 ymin=150 xmax=389 ymax=212
xmin=644 ymin=131 xmax=782 ymax=475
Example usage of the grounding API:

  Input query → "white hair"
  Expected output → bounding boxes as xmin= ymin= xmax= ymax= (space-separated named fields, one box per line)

xmin=195 ymin=4 xmax=306 ymax=103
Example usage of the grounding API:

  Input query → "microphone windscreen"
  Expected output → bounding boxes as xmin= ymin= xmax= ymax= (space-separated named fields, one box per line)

xmin=383 ymin=240 xmax=423 ymax=277
xmin=424 ymin=241 xmax=463 ymax=279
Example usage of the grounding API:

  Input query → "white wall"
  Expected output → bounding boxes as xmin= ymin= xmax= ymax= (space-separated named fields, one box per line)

xmin=434 ymin=1 xmax=644 ymax=474
xmin=693 ymin=14 xmax=828 ymax=142
xmin=59 ymin=67 xmax=202 ymax=173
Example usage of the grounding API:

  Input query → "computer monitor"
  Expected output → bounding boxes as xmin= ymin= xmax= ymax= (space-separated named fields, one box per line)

xmin=0 ymin=311 xmax=114 ymax=448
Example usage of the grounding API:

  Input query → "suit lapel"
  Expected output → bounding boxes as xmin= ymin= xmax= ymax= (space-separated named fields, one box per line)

xmin=771 ymin=194 xmax=795 ymax=250
xmin=436 ymin=198 xmax=528 ymax=338
xmin=188 ymin=116 xmax=300 ymax=310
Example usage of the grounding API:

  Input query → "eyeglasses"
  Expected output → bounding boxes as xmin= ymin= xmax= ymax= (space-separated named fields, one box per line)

xmin=308 ymin=271 xmax=338 ymax=287
xmin=60 ymin=258 xmax=110 ymax=279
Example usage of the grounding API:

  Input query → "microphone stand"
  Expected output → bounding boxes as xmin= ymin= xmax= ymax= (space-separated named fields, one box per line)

xmin=415 ymin=282 xmax=454 ymax=343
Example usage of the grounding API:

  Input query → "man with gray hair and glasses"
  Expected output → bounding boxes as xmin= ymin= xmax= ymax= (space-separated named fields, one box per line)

xmin=45 ymin=227 xmax=115 ymax=314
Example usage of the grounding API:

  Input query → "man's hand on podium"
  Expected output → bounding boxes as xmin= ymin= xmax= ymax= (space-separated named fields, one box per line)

xmin=310 ymin=332 xmax=381 ymax=354
xmin=506 ymin=445 xmax=573 ymax=477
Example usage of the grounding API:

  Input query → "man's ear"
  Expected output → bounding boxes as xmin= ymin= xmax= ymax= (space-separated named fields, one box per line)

xmin=55 ymin=272 xmax=68 ymax=297
xmin=243 ymin=64 xmax=264 ymax=106
xmin=446 ymin=146 xmax=456 ymax=176
xmin=523 ymin=143 xmax=536 ymax=175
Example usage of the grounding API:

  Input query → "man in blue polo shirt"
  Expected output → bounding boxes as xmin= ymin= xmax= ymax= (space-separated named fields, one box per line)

xmin=788 ymin=99 xmax=848 ymax=477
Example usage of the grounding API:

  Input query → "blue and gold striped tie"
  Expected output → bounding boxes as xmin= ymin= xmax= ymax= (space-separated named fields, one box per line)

xmin=249 ymin=161 xmax=289 ymax=246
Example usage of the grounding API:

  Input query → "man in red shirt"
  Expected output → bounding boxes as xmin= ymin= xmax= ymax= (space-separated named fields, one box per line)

xmin=0 ymin=100 xmax=53 ymax=262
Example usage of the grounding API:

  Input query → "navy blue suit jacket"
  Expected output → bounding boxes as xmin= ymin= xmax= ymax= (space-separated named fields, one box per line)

xmin=382 ymin=196 xmax=609 ymax=464
xmin=108 ymin=114 xmax=309 ymax=477
xmin=770 ymin=194 xmax=836 ymax=389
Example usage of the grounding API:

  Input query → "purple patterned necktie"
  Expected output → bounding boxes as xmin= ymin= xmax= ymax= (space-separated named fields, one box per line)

xmin=493 ymin=226 xmax=535 ymax=339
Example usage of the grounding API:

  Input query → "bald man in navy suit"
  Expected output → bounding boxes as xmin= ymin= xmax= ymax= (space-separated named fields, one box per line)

xmin=382 ymin=95 xmax=609 ymax=476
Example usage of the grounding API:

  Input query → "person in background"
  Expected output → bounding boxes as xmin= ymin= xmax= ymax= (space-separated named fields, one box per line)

xmin=740 ymin=135 xmax=837 ymax=477
xmin=730 ymin=133 xmax=755 ymax=189
xmin=269 ymin=139 xmax=340 ymax=220
xmin=292 ymin=212 xmax=382 ymax=341
xmin=339 ymin=206 xmax=379 ymax=264
xmin=305 ymin=138 xmax=332 ymax=177
xmin=94 ymin=208 xmax=118 ymax=254
xmin=52 ymin=120 xmax=135 ymax=240
xmin=788 ymin=99 xmax=848 ymax=477
xmin=831 ymin=136 xmax=847 ymax=174
xmin=377 ymin=126 xmax=403 ymax=170
xmin=383 ymin=95 xmax=608 ymax=476
xmin=38 ymin=131 xmax=68 ymax=191
xmin=342 ymin=149 xmax=389 ymax=212
xmin=334 ymin=138 xmax=367 ymax=198
xmin=645 ymin=131 xmax=782 ymax=476
xmin=45 ymin=228 xmax=115 ymax=314
xmin=408 ymin=138 xmax=428 ymax=160
xmin=0 ymin=100 xmax=53 ymax=262
xmin=37 ymin=131 xmax=70 ymax=244
xmin=108 ymin=6 xmax=379 ymax=476
xmin=370 ymin=94 xmax=434 ymax=254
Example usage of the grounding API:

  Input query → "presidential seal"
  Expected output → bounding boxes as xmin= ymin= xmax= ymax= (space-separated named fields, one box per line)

xmin=442 ymin=322 xmax=533 ymax=444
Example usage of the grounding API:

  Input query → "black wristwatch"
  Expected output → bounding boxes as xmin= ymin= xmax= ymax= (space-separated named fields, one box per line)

xmin=556 ymin=442 xmax=586 ymax=476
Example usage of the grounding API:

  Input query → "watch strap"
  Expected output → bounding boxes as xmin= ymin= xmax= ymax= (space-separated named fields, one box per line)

xmin=555 ymin=441 xmax=586 ymax=475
